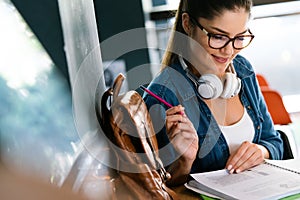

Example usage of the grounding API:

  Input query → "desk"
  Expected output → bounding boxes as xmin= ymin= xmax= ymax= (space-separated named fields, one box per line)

xmin=172 ymin=185 xmax=201 ymax=200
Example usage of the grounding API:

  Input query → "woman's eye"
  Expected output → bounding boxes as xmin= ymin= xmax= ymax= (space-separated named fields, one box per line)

xmin=236 ymin=36 xmax=246 ymax=41
xmin=211 ymin=34 xmax=227 ymax=41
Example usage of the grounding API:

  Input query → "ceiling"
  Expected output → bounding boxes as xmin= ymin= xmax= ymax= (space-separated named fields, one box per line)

xmin=10 ymin=0 xmax=299 ymax=81
xmin=253 ymin=0 xmax=296 ymax=5
xmin=150 ymin=0 xmax=298 ymax=20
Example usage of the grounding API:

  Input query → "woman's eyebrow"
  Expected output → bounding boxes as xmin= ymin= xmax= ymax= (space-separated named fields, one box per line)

xmin=211 ymin=26 xmax=248 ymax=35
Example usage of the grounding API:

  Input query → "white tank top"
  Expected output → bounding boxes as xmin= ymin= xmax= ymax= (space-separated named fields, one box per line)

xmin=219 ymin=107 xmax=255 ymax=154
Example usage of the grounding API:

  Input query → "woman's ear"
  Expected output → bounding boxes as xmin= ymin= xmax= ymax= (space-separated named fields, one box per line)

xmin=182 ymin=13 xmax=192 ymax=35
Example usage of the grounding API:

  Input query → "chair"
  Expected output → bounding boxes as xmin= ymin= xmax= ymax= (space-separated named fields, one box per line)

xmin=261 ymin=88 xmax=292 ymax=125
xmin=277 ymin=130 xmax=294 ymax=159
xmin=256 ymin=74 xmax=270 ymax=88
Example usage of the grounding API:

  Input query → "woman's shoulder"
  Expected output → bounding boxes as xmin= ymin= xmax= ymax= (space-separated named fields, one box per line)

xmin=150 ymin=63 xmax=186 ymax=89
xmin=234 ymin=54 xmax=252 ymax=67
xmin=234 ymin=54 xmax=255 ymax=78
xmin=144 ymin=63 xmax=194 ymax=105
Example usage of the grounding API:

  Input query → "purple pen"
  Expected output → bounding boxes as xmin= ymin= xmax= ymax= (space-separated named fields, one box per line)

xmin=140 ymin=85 xmax=184 ymax=115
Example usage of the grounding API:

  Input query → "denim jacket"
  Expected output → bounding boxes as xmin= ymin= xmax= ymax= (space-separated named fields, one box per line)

xmin=143 ymin=54 xmax=283 ymax=173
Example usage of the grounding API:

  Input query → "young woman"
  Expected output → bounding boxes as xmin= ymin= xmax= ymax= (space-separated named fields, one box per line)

xmin=143 ymin=0 xmax=283 ymax=186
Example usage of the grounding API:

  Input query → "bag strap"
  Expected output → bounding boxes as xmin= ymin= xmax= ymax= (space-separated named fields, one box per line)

xmin=95 ymin=73 xmax=124 ymax=127
xmin=112 ymin=73 xmax=125 ymax=100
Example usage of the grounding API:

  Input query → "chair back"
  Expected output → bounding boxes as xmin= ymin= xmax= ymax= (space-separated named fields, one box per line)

xmin=277 ymin=130 xmax=294 ymax=159
xmin=261 ymin=88 xmax=292 ymax=125
xmin=256 ymin=74 xmax=269 ymax=88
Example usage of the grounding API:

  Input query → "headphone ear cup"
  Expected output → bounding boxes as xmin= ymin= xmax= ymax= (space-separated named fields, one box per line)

xmin=221 ymin=73 xmax=241 ymax=99
xmin=198 ymin=74 xmax=223 ymax=99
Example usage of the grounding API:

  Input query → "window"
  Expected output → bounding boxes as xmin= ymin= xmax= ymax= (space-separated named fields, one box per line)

xmin=0 ymin=0 xmax=78 ymax=185
xmin=241 ymin=1 xmax=300 ymax=113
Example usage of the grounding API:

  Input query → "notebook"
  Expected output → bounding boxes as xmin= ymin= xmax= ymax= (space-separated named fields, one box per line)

xmin=185 ymin=159 xmax=300 ymax=200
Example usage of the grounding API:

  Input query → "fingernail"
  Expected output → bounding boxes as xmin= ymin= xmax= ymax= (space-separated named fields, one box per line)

xmin=236 ymin=169 xmax=241 ymax=173
xmin=227 ymin=165 xmax=232 ymax=171
xmin=230 ymin=169 xmax=234 ymax=174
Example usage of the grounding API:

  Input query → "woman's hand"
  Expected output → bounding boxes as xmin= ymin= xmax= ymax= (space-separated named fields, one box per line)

xmin=166 ymin=105 xmax=198 ymax=161
xmin=225 ymin=141 xmax=270 ymax=174
xmin=165 ymin=105 xmax=198 ymax=186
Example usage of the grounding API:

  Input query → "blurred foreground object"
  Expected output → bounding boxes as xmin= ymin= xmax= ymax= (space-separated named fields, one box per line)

xmin=0 ymin=164 xmax=85 ymax=200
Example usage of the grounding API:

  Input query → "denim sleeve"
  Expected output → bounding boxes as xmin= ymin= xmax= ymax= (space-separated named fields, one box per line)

xmin=242 ymin=59 xmax=283 ymax=159
xmin=257 ymin=85 xmax=284 ymax=160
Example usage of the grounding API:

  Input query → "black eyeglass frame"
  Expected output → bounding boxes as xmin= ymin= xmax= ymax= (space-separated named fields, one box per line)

xmin=189 ymin=15 xmax=255 ymax=50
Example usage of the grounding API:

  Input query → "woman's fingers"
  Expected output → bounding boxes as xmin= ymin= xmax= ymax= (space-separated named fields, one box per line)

xmin=226 ymin=142 xmax=265 ymax=173
xmin=168 ymin=121 xmax=196 ymax=138
xmin=165 ymin=107 xmax=198 ymax=161
xmin=166 ymin=114 xmax=186 ymax=124
xmin=166 ymin=105 xmax=187 ymax=131
xmin=166 ymin=105 xmax=185 ymax=116
xmin=168 ymin=123 xmax=198 ymax=160
xmin=165 ymin=105 xmax=199 ymax=161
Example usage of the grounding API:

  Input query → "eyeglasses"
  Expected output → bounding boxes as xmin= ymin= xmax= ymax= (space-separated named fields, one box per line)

xmin=189 ymin=16 xmax=255 ymax=50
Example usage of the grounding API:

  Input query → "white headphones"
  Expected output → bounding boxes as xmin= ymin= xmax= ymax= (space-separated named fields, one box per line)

xmin=179 ymin=56 xmax=241 ymax=99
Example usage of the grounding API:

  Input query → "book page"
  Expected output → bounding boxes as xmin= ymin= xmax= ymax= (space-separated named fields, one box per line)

xmin=265 ymin=159 xmax=300 ymax=173
xmin=190 ymin=163 xmax=300 ymax=200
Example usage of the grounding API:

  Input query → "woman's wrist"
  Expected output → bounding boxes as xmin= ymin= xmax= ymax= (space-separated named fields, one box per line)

xmin=258 ymin=144 xmax=270 ymax=159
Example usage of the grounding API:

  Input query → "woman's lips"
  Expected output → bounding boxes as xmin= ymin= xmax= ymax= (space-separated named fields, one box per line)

xmin=212 ymin=55 xmax=228 ymax=64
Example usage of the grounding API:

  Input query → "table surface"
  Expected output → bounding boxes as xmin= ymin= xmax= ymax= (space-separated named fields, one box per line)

xmin=172 ymin=185 xmax=202 ymax=200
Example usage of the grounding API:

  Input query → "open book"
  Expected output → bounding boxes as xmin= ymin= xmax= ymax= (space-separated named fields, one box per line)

xmin=185 ymin=159 xmax=300 ymax=200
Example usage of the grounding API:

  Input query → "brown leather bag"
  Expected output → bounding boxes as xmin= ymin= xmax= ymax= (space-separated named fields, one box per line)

xmin=95 ymin=73 xmax=178 ymax=200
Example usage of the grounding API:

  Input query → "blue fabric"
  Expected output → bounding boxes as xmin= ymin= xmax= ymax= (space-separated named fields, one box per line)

xmin=143 ymin=54 xmax=283 ymax=173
